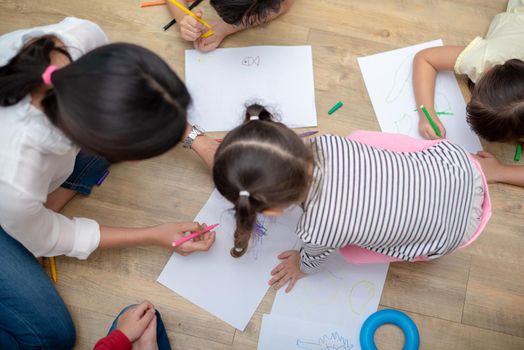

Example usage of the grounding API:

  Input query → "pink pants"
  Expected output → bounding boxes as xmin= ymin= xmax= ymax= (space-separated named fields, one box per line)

xmin=339 ymin=131 xmax=492 ymax=264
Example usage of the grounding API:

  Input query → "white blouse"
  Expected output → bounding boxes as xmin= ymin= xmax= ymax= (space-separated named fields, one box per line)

xmin=0 ymin=17 xmax=109 ymax=259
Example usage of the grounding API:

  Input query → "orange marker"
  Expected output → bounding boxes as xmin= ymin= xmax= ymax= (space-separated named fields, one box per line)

xmin=141 ymin=0 xmax=166 ymax=7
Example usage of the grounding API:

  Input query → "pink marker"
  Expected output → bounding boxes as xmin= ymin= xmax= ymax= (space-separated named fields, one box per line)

xmin=171 ymin=223 xmax=219 ymax=247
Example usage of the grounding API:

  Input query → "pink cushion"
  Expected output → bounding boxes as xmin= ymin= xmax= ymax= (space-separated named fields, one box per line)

xmin=339 ymin=131 xmax=491 ymax=264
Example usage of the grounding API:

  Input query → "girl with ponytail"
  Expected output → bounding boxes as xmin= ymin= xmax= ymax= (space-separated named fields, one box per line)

xmin=214 ymin=103 xmax=491 ymax=293
xmin=0 ymin=18 xmax=215 ymax=349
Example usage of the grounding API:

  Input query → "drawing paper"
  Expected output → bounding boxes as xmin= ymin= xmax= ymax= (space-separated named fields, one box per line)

xmin=157 ymin=189 xmax=301 ymax=330
xmin=271 ymin=252 xmax=389 ymax=327
xmin=258 ymin=314 xmax=357 ymax=350
xmin=185 ymin=46 xmax=317 ymax=131
xmin=358 ymin=40 xmax=483 ymax=153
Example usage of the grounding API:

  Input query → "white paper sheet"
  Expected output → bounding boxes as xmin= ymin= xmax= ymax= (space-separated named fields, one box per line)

xmin=157 ymin=190 xmax=302 ymax=330
xmin=258 ymin=314 xmax=357 ymax=350
xmin=185 ymin=46 xmax=317 ymax=131
xmin=271 ymin=252 xmax=388 ymax=327
xmin=358 ymin=40 xmax=482 ymax=153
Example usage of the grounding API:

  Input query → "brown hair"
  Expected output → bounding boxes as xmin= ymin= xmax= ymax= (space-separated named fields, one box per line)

xmin=213 ymin=104 xmax=313 ymax=257
xmin=466 ymin=59 xmax=524 ymax=143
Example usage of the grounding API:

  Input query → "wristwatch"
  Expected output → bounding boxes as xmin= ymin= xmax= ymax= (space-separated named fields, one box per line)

xmin=182 ymin=124 xmax=205 ymax=149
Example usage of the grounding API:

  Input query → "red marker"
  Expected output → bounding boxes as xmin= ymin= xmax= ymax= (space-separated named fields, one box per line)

xmin=171 ymin=223 xmax=219 ymax=247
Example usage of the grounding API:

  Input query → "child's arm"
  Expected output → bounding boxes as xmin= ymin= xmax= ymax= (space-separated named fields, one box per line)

xmin=474 ymin=151 xmax=524 ymax=187
xmin=166 ymin=0 xmax=208 ymax=42
xmin=413 ymin=46 xmax=464 ymax=139
xmin=194 ymin=0 xmax=294 ymax=52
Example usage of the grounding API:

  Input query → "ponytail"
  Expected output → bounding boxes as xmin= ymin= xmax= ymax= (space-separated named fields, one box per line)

xmin=231 ymin=194 xmax=258 ymax=257
xmin=214 ymin=103 xmax=314 ymax=258
xmin=0 ymin=36 xmax=66 ymax=106
xmin=1 ymin=40 xmax=190 ymax=162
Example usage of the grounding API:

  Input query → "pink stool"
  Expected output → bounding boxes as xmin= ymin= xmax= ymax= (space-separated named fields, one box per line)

xmin=339 ymin=131 xmax=492 ymax=264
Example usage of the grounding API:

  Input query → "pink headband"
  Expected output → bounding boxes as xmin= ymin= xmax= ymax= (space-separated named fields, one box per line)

xmin=42 ymin=65 xmax=58 ymax=87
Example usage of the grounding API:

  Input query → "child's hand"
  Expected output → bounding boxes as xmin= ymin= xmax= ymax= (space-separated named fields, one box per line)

xmin=117 ymin=301 xmax=156 ymax=342
xmin=152 ymin=222 xmax=216 ymax=255
xmin=132 ymin=313 xmax=158 ymax=350
xmin=472 ymin=151 xmax=505 ymax=183
xmin=418 ymin=113 xmax=446 ymax=140
xmin=179 ymin=10 xmax=207 ymax=42
xmin=269 ymin=250 xmax=306 ymax=293
xmin=194 ymin=22 xmax=230 ymax=52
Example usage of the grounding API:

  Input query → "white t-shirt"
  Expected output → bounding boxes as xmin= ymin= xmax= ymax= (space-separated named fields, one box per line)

xmin=454 ymin=0 xmax=524 ymax=83
xmin=0 ymin=17 xmax=109 ymax=259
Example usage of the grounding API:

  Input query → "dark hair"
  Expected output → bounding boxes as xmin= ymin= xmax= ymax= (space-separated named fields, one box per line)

xmin=466 ymin=59 xmax=524 ymax=143
xmin=210 ymin=0 xmax=287 ymax=26
xmin=0 ymin=39 xmax=190 ymax=162
xmin=213 ymin=104 xmax=313 ymax=257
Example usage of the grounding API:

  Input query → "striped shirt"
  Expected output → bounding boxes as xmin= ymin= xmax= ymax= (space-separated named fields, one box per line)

xmin=297 ymin=135 xmax=476 ymax=273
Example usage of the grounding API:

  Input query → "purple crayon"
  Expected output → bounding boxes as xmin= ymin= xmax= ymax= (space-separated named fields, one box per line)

xmin=96 ymin=170 xmax=110 ymax=186
xmin=298 ymin=131 xmax=319 ymax=138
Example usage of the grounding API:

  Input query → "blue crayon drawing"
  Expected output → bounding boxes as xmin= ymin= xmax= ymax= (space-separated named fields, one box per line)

xmin=296 ymin=332 xmax=353 ymax=350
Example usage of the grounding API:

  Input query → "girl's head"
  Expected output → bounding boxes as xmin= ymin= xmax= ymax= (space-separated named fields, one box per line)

xmin=466 ymin=59 xmax=524 ymax=143
xmin=0 ymin=38 xmax=189 ymax=162
xmin=210 ymin=0 xmax=288 ymax=26
xmin=213 ymin=104 xmax=313 ymax=258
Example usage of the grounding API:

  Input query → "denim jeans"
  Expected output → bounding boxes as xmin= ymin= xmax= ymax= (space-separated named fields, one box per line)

xmin=108 ymin=305 xmax=171 ymax=350
xmin=0 ymin=227 xmax=76 ymax=349
xmin=0 ymin=152 xmax=109 ymax=349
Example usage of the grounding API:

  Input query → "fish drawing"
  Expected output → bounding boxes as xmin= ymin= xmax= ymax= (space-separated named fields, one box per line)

xmin=241 ymin=56 xmax=260 ymax=66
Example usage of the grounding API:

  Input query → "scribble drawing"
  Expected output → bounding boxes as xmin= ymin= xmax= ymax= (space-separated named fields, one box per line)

xmin=248 ymin=215 xmax=270 ymax=259
xmin=348 ymin=280 xmax=376 ymax=315
xmin=434 ymin=92 xmax=454 ymax=116
xmin=296 ymin=332 xmax=353 ymax=350
xmin=393 ymin=112 xmax=417 ymax=135
xmin=241 ymin=56 xmax=260 ymax=66
xmin=385 ymin=53 xmax=414 ymax=103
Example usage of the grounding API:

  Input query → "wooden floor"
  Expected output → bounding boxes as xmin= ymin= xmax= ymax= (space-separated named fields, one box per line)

xmin=1 ymin=1 xmax=523 ymax=349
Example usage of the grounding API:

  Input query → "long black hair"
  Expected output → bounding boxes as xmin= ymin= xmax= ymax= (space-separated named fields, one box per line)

xmin=0 ymin=38 xmax=190 ymax=162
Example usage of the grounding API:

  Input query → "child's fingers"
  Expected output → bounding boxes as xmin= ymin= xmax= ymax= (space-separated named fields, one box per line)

xmin=137 ymin=309 xmax=156 ymax=330
xmin=271 ymin=261 xmax=286 ymax=275
xmin=133 ymin=302 xmax=152 ymax=318
xmin=477 ymin=151 xmax=494 ymax=158
xmin=268 ymin=269 xmax=287 ymax=286
xmin=285 ymin=278 xmax=297 ymax=293
xmin=277 ymin=250 xmax=294 ymax=259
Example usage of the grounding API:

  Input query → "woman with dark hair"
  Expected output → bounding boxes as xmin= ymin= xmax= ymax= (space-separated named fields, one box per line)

xmin=0 ymin=18 xmax=216 ymax=349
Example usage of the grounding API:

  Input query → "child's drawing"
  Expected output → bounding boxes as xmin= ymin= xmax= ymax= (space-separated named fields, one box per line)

xmin=385 ymin=53 xmax=414 ymax=104
xmin=348 ymin=280 xmax=376 ymax=315
xmin=249 ymin=216 xmax=271 ymax=259
xmin=393 ymin=112 xmax=417 ymax=135
xmin=296 ymin=332 xmax=353 ymax=350
xmin=242 ymin=56 xmax=260 ymax=66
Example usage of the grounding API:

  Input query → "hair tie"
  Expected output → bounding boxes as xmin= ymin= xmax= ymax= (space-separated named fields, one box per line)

xmin=239 ymin=190 xmax=250 ymax=197
xmin=249 ymin=115 xmax=259 ymax=121
xmin=42 ymin=65 xmax=58 ymax=87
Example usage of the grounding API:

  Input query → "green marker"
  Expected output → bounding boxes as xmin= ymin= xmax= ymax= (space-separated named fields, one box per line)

xmin=420 ymin=105 xmax=442 ymax=138
xmin=328 ymin=101 xmax=343 ymax=115
xmin=515 ymin=144 xmax=522 ymax=162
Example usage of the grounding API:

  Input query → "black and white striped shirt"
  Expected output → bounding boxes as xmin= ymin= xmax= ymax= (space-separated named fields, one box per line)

xmin=297 ymin=135 xmax=475 ymax=273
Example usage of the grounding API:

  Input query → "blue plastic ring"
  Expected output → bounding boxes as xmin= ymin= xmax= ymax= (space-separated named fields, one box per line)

xmin=360 ymin=309 xmax=420 ymax=350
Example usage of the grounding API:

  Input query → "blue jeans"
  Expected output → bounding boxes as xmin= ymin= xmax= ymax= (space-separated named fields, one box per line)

xmin=109 ymin=306 xmax=171 ymax=350
xmin=0 ymin=152 xmax=109 ymax=349
xmin=0 ymin=228 xmax=76 ymax=349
